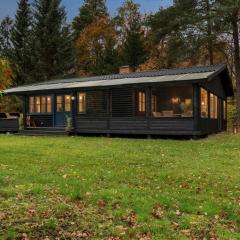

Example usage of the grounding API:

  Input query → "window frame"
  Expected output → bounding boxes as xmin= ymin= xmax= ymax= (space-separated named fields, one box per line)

xmin=65 ymin=95 xmax=71 ymax=113
xmin=150 ymin=86 xmax=194 ymax=119
xmin=28 ymin=95 xmax=53 ymax=115
xmin=78 ymin=92 xmax=86 ymax=114
xmin=136 ymin=89 xmax=146 ymax=116
xmin=210 ymin=93 xmax=218 ymax=119
xmin=200 ymin=87 xmax=209 ymax=119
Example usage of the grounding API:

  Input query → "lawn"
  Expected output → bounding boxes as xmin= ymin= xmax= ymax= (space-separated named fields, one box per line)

xmin=0 ymin=134 xmax=240 ymax=239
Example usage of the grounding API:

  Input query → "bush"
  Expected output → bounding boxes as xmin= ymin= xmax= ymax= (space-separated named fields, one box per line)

xmin=227 ymin=97 xmax=237 ymax=130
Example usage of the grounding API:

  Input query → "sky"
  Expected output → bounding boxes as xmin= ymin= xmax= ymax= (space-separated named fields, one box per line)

xmin=0 ymin=0 xmax=173 ymax=21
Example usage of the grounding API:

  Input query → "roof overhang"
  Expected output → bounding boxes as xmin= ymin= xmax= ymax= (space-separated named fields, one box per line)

xmin=5 ymin=71 xmax=215 ymax=95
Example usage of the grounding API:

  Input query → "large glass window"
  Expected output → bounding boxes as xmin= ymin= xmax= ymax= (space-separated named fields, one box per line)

xmin=210 ymin=93 xmax=218 ymax=119
xmin=41 ymin=96 xmax=46 ymax=113
xmin=79 ymin=93 xmax=86 ymax=113
xmin=152 ymin=94 xmax=157 ymax=113
xmin=29 ymin=96 xmax=34 ymax=113
xmin=137 ymin=90 xmax=146 ymax=114
xmin=78 ymin=91 xmax=107 ymax=116
xmin=35 ymin=97 xmax=41 ymax=113
xmin=151 ymin=86 xmax=193 ymax=118
xmin=47 ymin=96 xmax=52 ymax=113
xmin=65 ymin=95 xmax=71 ymax=112
xmin=201 ymin=88 xmax=209 ymax=118
xmin=29 ymin=96 xmax=52 ymax=114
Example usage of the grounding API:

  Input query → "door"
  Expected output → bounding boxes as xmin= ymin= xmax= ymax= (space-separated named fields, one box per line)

xmin=55 ymin=95 xmax=71 ymax=126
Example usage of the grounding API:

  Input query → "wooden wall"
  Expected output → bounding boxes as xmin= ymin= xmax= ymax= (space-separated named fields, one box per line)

xmin=0 ymin=119 xmax=19 ymax=132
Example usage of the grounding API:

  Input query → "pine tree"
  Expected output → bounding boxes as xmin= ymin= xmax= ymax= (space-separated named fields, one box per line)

xmin=72 ymin=0 xmax=109 ymax=39
xmin=11 ymin=0 xmax=33 ymax=85
xmin=32 ymin=0 xmax=74 ymax=82
xmin=0 ymin=16 xmax=13 ymax=58
xmin=115 ymin=0 xmax=146 ymax=71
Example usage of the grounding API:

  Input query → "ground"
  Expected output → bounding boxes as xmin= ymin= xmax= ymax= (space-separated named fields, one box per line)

xmin=0 ymin=134 xmax=239 ymax=240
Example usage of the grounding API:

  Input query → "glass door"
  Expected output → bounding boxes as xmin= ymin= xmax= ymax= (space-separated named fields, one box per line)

xmin=55 ymin=95 xmax=71 ymax=126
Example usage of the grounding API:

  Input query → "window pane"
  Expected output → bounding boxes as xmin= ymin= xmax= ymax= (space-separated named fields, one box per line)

xmin=201 ymin=88 xmax=208 ymax=118
xmin=210 ymin=93 xmax=218 ymax=119
xmin=137 ymin=90 xmax=146 ymax=114
xmin=151 ymin=86 xmax=193 ymax=118
xmin=152 ymin=95 xmax=157 ymax=113
xmin=29 ymin=96 xmax=34 ymax=113
xmin=47 ymin=96 xmax=52 ymax=113
xmin=57 ymin=96 xmax=63 ymax=112
xmin=35 ymin=96 xmax=40 ymax=113
xmin=65 ymin=95 xmax=71 ymax=112
xmin=79 ymin=93 xmax=86 ymax=113
xmin=215 ymin=96 xmax=218 ymax=118
xmin=41 ymin=96 xmax=46 ymax=113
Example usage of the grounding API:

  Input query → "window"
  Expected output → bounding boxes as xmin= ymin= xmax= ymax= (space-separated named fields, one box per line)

xmin=223 ymin=100 xmax=227 ymax=120
xmin=56 ymin=96 xmax=63 ymax=112
xmin=41 ymin=96 xmax=46 ymax=113
xmin=65 ymin=95 xmax=71 ymax=112
xmin=47 ymin=96 xmax=52 ymax=113
xmin=29 ymin=96 xmax=34 ymax=113
xmin=29 ymin=96 xmax=52 ymax=114
xmin=201 ymin=88 xmax=209 ymax=118
xmin=152 ymin=95 xmax=157 ymax=113
xmin=137 ymin=90 xmax=146 ymax=114
xmin=151 ymin=86 xmax=193 ymax=118
xmin=35 ymin=97 xmax=41 ymax=113
xmin=79 ymin=93 xmax=86 ymax=113
xmin=210 ymin=93 xmax=218 ymax=119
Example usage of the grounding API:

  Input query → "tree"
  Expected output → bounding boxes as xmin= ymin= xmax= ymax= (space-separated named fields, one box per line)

xmin=0 ymin=58 xmax=13 ymax=90
xmin=75 ymin=17 xmax=118 ymax=76
xmin=32 ymin=0 xmax=74 ymax=82
xmin=72 ymin=0 xmax=108 ymax=39
xmin=216 ymin=0 xmax=240 ymax=129
xmin=0 ymin=16 xmax=13 ymax=58
xmin=146 ymin=0 xmax=227 ymax=68
xmin=11 ymin=0 xmax=33 ymax=85
xmin=115 ymin=0 xmax=146 ymax=70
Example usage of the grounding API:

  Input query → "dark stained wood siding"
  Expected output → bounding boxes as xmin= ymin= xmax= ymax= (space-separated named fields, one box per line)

xmin=29 ymin=115 xmax=53 ymax=127
xmin=150 ymin=118 xmax=194 ymax=132
xmin=0 ymin=119 xmax=19 ymax=132
xmin=76 ymin=116 xmax=108 ymax=131
xmin=112 ymin=88 xmax=133 ymax=117
xmin=110 ymin=117 xmax=147 ymax=130
xmin=200 ymin=76 xmax=226 ymax=99
xmin=198 ymin=74 xmax=228 ymax=135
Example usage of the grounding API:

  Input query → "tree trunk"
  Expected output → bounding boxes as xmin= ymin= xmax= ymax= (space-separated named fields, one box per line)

xmin=206 ymin=0 xmax=214 ymax=65
xmin=232 ymin=13 xmax=240 ymax=129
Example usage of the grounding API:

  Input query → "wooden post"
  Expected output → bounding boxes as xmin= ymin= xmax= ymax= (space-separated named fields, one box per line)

xmin=71 ymin=92 xmax=77 ymax=133
xmin=146 ymin=87 xmax=151 ymax=131
xmin=22 ymin=95 xmax=27 ymax=130
xmin=107 ymin=89 xmax=111 ymax=131
xmin=193 ymin=84 xmax=200 ymax=132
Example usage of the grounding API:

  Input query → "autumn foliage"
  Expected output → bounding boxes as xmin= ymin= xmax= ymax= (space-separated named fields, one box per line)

xmin=75 ymin=17 xmax=117 ymax=76
xmin=0 ymin=58 xmax=13 ymax=90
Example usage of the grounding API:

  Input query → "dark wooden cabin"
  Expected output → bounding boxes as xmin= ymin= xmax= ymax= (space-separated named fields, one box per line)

xmin=5 ymin=64 xmax=233 ymax=137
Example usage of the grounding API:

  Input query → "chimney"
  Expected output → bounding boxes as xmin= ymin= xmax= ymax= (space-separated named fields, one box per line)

xmin=119 ymin=65 xmax=133 ymax=74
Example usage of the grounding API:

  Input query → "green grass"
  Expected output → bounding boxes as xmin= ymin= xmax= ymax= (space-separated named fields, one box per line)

xmin=0 ymin=133 xmax=240 ymax=239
